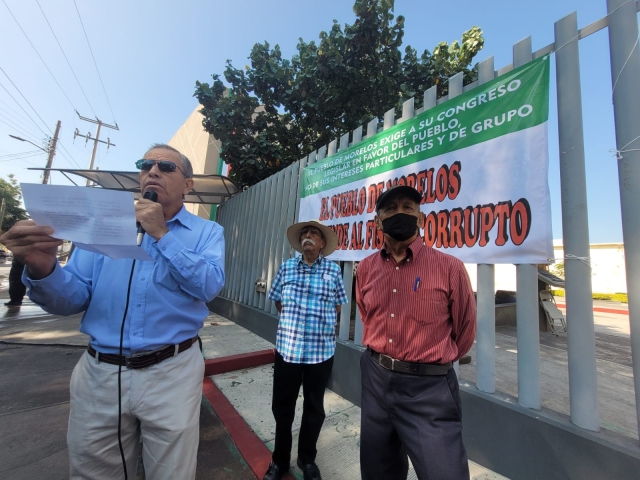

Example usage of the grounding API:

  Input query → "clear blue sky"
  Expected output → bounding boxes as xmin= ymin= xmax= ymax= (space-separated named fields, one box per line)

xmin=0 ymin=0 xmax=629 ymax=243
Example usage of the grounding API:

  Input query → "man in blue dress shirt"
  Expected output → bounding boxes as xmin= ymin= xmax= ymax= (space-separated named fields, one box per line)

xmin=0 ymin=144 xmax=225 ymax=479
xmin=263 ymin=220 xmax=348 ymax=480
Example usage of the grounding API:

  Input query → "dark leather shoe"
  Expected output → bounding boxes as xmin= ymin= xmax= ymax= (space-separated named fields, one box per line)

xmin=4 ymin=301 xmax=22 ymax=306
xmin=459 ymin=355 xmax=472 ymax=365
xmin=263 ymin=461 xmax=288 ymax=480
xmin=297 ymin=458 xmax=322 ymax=480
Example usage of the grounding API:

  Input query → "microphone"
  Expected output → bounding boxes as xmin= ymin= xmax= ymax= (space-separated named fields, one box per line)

xmin=137 ymin=190 xmax=158 ymax=246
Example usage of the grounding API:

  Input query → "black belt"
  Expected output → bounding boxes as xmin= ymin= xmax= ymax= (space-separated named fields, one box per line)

xmin=87 ymin=336 xmax=199 ymax=370
xmin=369 ymin=349 xmax=451 ymax=376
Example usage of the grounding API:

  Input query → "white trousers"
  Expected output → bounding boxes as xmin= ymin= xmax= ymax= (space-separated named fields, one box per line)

xmin=67 ymin=345 xmax=205 ymax=480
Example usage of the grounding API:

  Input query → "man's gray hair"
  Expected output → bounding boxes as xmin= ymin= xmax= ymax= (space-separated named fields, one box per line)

xmin=145 ymin=143 xmax=194 ymax=178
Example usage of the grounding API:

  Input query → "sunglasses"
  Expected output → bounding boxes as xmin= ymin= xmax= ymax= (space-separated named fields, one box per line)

xmin=135 ymin=159 xmax=186 ymax=177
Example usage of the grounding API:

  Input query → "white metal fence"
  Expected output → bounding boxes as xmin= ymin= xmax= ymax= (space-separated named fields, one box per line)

xmin=216 ymin=0 xmax=640 ymax=439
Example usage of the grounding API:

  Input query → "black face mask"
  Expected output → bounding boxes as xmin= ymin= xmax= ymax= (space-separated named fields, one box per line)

xmin=381 ymin=213 xmax=418 ymax=241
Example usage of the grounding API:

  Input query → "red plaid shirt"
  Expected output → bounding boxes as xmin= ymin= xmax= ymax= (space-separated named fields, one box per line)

xmin=356 ymin=236 xmax=476 ymax=364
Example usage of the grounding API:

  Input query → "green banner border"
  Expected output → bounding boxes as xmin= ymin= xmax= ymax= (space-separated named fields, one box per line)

xmin=302 ymin=56 xmax=550 ymax=198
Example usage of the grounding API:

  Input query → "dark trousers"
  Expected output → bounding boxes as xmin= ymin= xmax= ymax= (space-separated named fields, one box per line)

xmin=271 ymin=351 xmax=334 ymax=468
xmin=8 ymin=258 xmax=26 ymax=303
xmin=360 ymin=350 xmax=469 ymax=480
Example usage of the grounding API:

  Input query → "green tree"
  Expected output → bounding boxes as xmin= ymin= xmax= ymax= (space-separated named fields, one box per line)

xmin=195 ymin=0 xmax=484 ymax=188
xmin=551 ymin=262 xmax=565 ymax=279
xmin=0 ymin=174 xmax=29 ymax=233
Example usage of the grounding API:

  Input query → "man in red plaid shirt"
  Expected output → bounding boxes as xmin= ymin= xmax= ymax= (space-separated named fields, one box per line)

xmin=356 ymin=185 xmax=477 ymax=480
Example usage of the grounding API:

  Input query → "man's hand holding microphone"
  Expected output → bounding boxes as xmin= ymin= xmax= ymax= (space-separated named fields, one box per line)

xmin=135 ymin=190 xmax=168 ymax=245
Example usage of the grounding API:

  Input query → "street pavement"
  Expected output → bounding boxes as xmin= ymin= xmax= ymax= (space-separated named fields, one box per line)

xmin=1 ymin=261 xmax=632 ymax=479
xmin=0 ymin=271 xmax=254 ymax=480
xmin=0 ymin=268 xmax=507 ymax=480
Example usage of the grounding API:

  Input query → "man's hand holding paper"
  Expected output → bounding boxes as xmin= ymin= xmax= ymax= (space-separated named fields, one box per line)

xmin=16 ymin=183 xmax=153 ymax=262
xmin=0 ymin=220 xmax=61 ymax=279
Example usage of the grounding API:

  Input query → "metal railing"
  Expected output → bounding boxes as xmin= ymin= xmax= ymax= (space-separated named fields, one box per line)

xmin=215 ymin=0 xmax=640 ymax=438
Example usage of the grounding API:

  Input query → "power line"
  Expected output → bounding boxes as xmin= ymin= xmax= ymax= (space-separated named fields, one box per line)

xmin=56 ymin=140 xmax=82 ymax=169
xmin=0 ymin=97 xmax=40 ymax=130
xmin=0 ymin=66 xmax=81 ymax=170
xmin=0 ymin=107 xmax=43 ymax=140
xmin=0 ymin=115 xmax=42 ymax=144
xmin=0 ymin=78 xmax=49 ymax=137
xmin=0 ymin=158 xmax=44 ymax=168
xmin=0 ymin=149 xmax=41 ymax=159
xmin=0 ymin=105 xmax=42 ymax=136
xmin=0 ymin=68 xmax=53 ymax=136
xmin=36 ymin=0 xmax=97 ymax=117
xmin=74 ymin=0 xmax=117 ymax=124
xmin=0 ymin=152 xmax=45 ymax=164
xmin=1 ymin=0 xmax=76 ymax=112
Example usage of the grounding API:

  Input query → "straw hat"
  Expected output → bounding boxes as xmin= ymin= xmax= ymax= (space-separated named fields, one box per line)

xmin=287 ymin=220 xmax=339 ymax=256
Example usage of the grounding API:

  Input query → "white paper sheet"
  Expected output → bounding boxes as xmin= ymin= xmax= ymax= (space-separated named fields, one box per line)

xmin=73 ymin=243 xmax=154 ymax=261
xmin=21 ymin=184 xmax=153 ymax=261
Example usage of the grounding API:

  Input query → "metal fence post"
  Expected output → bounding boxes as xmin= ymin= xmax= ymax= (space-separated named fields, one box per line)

xmin=476 ymin=56 xmax=497 ymax=394
xmin=339 ymin=132 xmax=354 ymax=341
xmin=339 ymin=261 xmax=354 ymax=341
xmin=514 ymin=36 xmax=541 ymax=410
xmin=448 ymin=72 xmax=463 ymax=376
xmin=353 ymin=119 xmax=379 ymax=346
xmin=555 ymin=11 xmax=600 ymax=431
xmin=607 ymin=0 xmax=640 ymax=438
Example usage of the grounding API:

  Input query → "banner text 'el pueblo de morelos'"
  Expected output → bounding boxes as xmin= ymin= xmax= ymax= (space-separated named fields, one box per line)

xmin=299 ymin=56 xmax=553 ymax=264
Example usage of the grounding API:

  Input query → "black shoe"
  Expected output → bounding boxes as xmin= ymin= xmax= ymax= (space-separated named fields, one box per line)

xmin=4 ymin=301 xmax=22 ymax=306
xmin=263 ymin=461 xmax=288 ymax=480
xmin=297 ymin=458 xmax=322 ymax=480
xmin=459 ymin=355 xmax=472 ymax=365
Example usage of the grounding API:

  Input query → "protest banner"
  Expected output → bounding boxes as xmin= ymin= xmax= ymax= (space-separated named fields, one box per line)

xmin=299 ymin=56 xmax=553 ymax=264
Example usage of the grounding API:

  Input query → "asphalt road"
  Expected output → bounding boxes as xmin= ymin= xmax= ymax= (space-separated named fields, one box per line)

xmin=0 ymin=282 xmax=255 ymax=480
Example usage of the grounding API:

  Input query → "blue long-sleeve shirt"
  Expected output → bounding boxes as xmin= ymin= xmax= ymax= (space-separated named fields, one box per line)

xmin=23 ymin=206 xmax=225 ymax=354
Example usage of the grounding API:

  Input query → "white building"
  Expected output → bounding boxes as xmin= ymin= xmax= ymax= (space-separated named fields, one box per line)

xmin=463 ymin=240 xmax=626 ymax=294
xmin=167 ymin=105 xmax=223 ymax=220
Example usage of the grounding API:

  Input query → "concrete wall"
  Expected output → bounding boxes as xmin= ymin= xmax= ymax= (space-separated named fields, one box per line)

xmin=552 ymin=241 xmax=626 ymax=294
xmin=209 ymin=296 xmax=640 ymax=480
xmin=168 ymin=105 xmax=221 ymax=220
xmin=464 ymin=263 xmax=518 ymax=293
xmin=463 ymin=241 xmax=627 ymax=294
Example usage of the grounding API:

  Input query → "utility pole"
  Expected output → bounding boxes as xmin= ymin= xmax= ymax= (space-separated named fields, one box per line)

xmin=8 ymin=119 xmax=61 ymax=184
xmin=42 ymin=120 xmax=61 ymax=185
xmin=74 ymin=111 xmax=118 ymax=186
xmin=0 ymin=198 xmax=6 ymax=233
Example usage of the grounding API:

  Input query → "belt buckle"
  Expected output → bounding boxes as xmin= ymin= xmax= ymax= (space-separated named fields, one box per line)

xmin=378 ymin=354 xmax=395 ymax=371
xmin=125 ymin=356 xmax=133 ymax=369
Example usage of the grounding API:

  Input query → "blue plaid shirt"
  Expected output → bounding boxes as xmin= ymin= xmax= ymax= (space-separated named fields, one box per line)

xmin=268 ymin=254 xmax=348 ymax=364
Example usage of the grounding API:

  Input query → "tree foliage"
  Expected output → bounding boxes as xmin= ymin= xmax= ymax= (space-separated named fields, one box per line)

xmin=551 ymin=262 xmax=565 ymax=279
xmin=0 ymin=174 xmax=28 ymax=233
xmin=195 ymin=0 xmax=484 ymax=188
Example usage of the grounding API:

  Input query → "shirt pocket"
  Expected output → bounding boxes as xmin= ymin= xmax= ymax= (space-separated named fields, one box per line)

xmin=313 ymin=276 xmax=337 ymax=303
xmin=408 ymin=287 xmax=450 ymax=326
xmin=282 ymin=279 xmax=305 ymax=305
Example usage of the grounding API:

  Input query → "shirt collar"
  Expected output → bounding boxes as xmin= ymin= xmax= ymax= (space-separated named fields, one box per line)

xmin=297 ymin=252 xmax=324 ymax=267
xmin=380 ymin=235 xmax=425 ymax=260
xmin=166 ymin=205 xmax=193 ymax=231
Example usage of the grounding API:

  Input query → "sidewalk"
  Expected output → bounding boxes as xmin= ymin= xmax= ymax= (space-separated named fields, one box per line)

xmin=201 ymin=315 xmax=507 ymax=480
xmin=0 ymin=272 xmax=507 ymax=479
xmin=0 ymin=280 xmax=254 ymax=479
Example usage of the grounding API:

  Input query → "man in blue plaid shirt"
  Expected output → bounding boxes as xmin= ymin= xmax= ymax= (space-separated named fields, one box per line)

xmin=264 ymin=220 xmax=348 ymax=480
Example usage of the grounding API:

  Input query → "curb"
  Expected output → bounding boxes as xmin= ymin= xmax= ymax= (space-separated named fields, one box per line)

xmin=556 ymin=304 xmax=629 ymax=315
xmin=204 ymin=349 xmax=275 ymax=377
xmin=201 ymin=349 xmax=295 ymax=480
